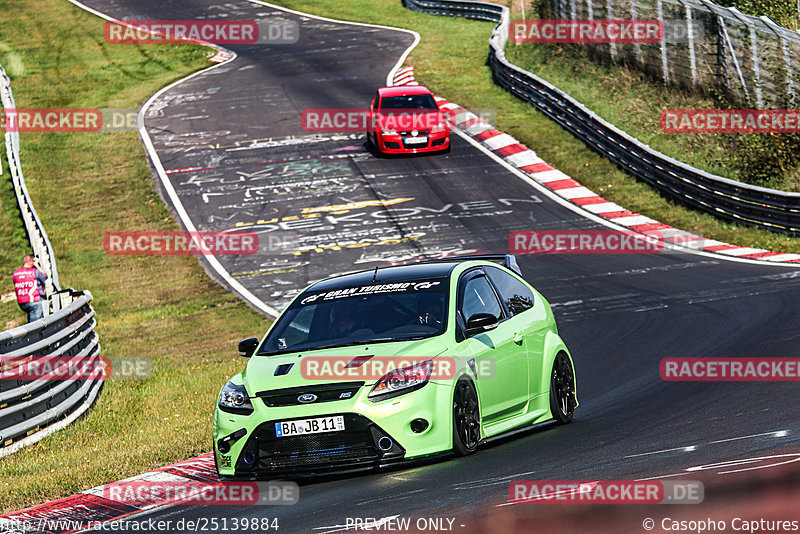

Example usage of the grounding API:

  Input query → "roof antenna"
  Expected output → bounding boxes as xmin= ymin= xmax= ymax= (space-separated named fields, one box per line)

xmin=371 ymin=265 xmax=379 ymax=283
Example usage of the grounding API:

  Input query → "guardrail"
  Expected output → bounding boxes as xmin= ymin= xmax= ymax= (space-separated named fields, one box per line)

xmin=0 ymin=292 xmax=103 ymax=457
xmin=403 ymin=0 xmax=800 ymax=235
xmin=0 ymin=63 xmax=102 ymax=456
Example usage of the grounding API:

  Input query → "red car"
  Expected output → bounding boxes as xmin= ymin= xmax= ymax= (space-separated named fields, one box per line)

xmin=367 ymin=86 xmax=450 ymax=155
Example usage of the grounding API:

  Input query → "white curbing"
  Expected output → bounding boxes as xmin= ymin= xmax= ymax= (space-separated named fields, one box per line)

xmin=530 ymin=169 xmax=571 ymax=183
xmin=481 ymin=133 xmax=520 ymax=150
xmin=504 ymin=150 xmax=542 ymax=167
xmin=584 ymin=202 xmax=626 ymax=214
xmin=558 ymin=186 xmax=600 ymax=199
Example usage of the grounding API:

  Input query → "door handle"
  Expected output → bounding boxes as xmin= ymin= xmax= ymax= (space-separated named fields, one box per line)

xmin=513 ymin=332 xmax=524 ymax=345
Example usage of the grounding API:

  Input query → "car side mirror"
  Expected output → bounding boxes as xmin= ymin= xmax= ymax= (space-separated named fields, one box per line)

xmin=238 ymin=337 xmax=259 ymax=358
xmin=465 ymin=313 xmax=498 ymax=337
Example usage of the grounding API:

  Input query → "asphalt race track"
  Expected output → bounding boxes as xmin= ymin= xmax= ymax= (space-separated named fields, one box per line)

xmin=69 ymin=0 xmax=800 ymax=531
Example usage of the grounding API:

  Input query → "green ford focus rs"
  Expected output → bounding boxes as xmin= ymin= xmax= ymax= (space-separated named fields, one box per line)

xmin=213 ymin=255 xmax=577 ymax=478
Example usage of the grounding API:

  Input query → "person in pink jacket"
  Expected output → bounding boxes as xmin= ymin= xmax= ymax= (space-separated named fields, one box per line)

xmin=12 ymin=255 xmax=48 ymax=322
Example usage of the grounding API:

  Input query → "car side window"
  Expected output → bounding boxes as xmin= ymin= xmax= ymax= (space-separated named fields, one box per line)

xmin=460 ymin=274 xmax=503 ymax=322
xmin=485 ymin=266 xmax=536 ymax=316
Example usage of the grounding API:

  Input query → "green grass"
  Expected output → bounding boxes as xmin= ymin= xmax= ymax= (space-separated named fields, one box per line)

xmin=271 ymin=0 xmax=800 ymax=255
xmin=0 ymin=148 xmax=30 ymax=330
xmin=0 ymin=0 xmax=269 ymax=512
xmin=718 ymin=0 xmax=800 ymax=29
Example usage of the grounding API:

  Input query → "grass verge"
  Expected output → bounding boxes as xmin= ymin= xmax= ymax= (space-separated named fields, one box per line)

xmin=273 ymin=0 xmax=800 ymax=255
xmin=0 ymin=145 xmax=30 ymax=330
xmin=0 ymin=0 xmax=269 ymax=512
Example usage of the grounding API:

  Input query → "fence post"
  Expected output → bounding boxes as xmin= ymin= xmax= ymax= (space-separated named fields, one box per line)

xmin=685 ymin=3 xmax=698 ymax=88
xmin=760 ymin=16 xmax=796 ymax=107
xmin=749 ymin=22 xmax=764 ymax=108
xmin=726 ymin=7 xmax=764 ymax=108
xmin=630 ymin=0 xmax=644 ymax=65
xmin=715 ymin=14 xmax=732 ymax=97
xmin=780 ymin=33 xmax=795 ymax=106
xmin=607 ymin=0 xmax=617 ymax=59
xmin=657 ymin=0 xmax=670 ymax=82
xmin=719 ymin=17 xmax=751 ymax=103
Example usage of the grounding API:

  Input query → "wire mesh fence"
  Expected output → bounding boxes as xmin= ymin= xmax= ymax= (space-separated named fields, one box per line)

xmin=548 ymin=0 xmax=800 ymax=108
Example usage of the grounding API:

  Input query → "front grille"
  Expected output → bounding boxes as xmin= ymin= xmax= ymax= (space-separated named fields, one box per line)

xmin=399 ymin=130 xmax=430 ymax=136
xmin=256 ymin=381 xmax=364 ymax=407
xmin=402 ymin=138 xmax=430 ymax=149
xmin=236 ymin=414 xmax=404 ymax=475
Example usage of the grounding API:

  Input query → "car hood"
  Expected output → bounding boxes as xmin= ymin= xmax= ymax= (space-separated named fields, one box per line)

xmin=242 ymin=336 xmax=451 ymax=395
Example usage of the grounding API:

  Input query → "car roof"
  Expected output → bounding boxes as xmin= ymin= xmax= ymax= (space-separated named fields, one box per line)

xmin=377 ymin=85 xmax=433 ymax=98
xmin=309 ymin=262 xmax=458 ymax=291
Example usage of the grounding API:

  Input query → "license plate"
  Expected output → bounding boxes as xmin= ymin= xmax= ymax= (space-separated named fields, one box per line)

xmin=275 ymin=416 xmax=345 ymax=437
xmin=404 ymin=136 xmax=428 ymax=145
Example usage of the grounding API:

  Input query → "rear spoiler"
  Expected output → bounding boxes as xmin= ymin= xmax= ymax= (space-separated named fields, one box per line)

xmin=414 ymin=254 xmax=522 ymax=276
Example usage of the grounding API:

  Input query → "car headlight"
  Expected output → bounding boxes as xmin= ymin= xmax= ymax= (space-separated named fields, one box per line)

xmin=218 ymin=381 xmax=254 ymax=415
xmin=369 ymin=360 xmax=433 ymax=401
xmin=381 ymin=128 xmax=398 ymax=135
xmin=431 ymin=122 xmax=447 ymax=134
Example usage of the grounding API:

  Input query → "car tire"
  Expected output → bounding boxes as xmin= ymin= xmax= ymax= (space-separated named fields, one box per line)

xmin=367 ymin=133 xmax=383 ymax=157
xmin=452 ymin=376 xmax=480 ymax=456
xmin=549 ymin=352 xmax=576 ymax=424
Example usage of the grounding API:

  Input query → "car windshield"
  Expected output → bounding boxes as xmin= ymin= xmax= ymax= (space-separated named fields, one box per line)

xmin=380 ymin=94 xmax=438 ymax=110
xmin=257 ymin=278 xmax=449 ymax=355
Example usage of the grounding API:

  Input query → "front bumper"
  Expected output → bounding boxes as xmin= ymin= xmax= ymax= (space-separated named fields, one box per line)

xmin=232 ymin=413 xmax=405 ymax=477
xmin=376 ymin=130 xmax=450 ymax=153
xmin=213 ymin=380 xmax=454 ymax=478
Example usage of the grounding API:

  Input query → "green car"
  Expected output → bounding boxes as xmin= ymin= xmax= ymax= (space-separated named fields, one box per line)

xmin=213 ymin=255 xmax=577 ymax=478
